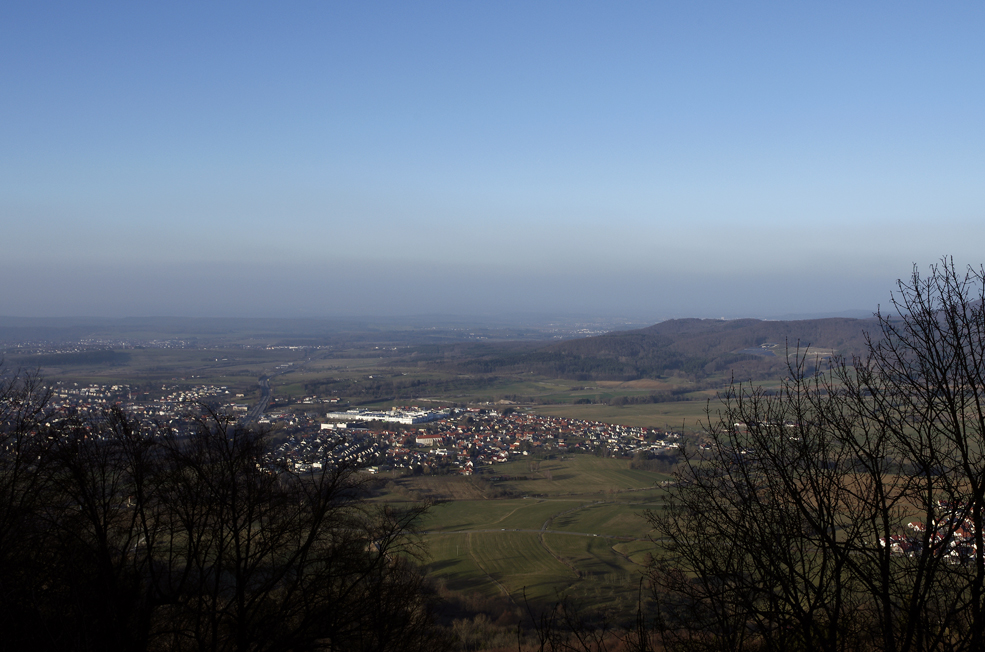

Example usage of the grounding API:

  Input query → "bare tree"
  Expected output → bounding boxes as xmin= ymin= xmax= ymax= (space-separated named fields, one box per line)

xmin=0 ymin=369 xmax=59 ymax=647
xmin=0 ymin=394 xmax=447 ymax=652
xmin=647 ymin=260 xmax=985 ymax=652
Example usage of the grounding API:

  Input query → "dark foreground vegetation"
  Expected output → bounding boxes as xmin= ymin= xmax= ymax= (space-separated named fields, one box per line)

xmin=429 ymin=260 xmax=985 ymax=652
xmin=645 ymin=261 xmax=985 ymax=652
xmin=0 ymin=375 xmax=448 ymax=652
xmin=6 ymin=260 xmax=985 ymax=652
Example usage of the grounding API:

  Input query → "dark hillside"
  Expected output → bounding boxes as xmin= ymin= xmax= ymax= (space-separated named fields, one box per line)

xmin=454 ymin=317 xmax=875 ymax=382
xmin=634 ymin=317 xmax=872 ymax=357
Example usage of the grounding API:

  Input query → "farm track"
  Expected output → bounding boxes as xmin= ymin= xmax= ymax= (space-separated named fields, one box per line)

xmin=492 ymin=505 xmax=525 ymax=525
xmin=466 ymin=532 xmax=519 ymax=606
xmin=539 ymin=502 xmax=595 ymax=576
xmin=609 ymin=543 xmax=641 ymax=567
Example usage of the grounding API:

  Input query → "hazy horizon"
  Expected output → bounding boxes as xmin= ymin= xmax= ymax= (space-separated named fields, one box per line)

xmin=0 ymin=308 xmax=881 ymax=336
xmin=4 ymin=3 xmax=982 ymax=320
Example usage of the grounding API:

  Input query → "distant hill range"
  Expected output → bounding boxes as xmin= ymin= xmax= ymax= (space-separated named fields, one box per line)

xmin=456 ymin=317 xmax=878 ymax=382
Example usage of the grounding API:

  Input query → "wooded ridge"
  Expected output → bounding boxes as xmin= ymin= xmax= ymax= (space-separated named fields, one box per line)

xmin=452 ymin=317 xmax=875 ymax=381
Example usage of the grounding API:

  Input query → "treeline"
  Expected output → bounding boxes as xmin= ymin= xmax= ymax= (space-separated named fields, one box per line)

xmin=633 ymin=316 xmax=869 ymax=356
xmin=450 ymin=345 xmax=709 ymax=381
xmin=630 ymin=451 xmax=680 ymax=473
xmin=456 ymin=349 xmax=663 ymax=380
xmin=604 ymin=392 xmax=693 ymax=406
xmin=0 ymin=371 xmax=448 ymax=652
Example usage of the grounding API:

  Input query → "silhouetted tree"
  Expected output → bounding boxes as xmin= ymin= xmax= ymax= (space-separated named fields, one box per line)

xmin=0 ymin=384 xmax=447 ymax=652
xmin=0 ymin=369 xmax=59 ymax=647
xmin=647 ymin=260 xmax=985 ymax=652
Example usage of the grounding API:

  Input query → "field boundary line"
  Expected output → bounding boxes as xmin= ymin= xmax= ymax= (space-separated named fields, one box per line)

xmin=467 ymin=532 xmax=518 ymax=607
xmin=538 ymin=502 xmax=596 ymax=578
xmin=492 ymin=505 xmax=524 ymax=525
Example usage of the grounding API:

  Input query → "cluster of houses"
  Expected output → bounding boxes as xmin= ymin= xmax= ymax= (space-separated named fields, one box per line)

xmin=272 ymin=433 xmax=383 ymax=474
xmin=33 ymin=383 xmax=682 ymax=477
xmin=881 ymin=500 xmax=985 ymax=563
xmin=51 ymin=381 xmax=235 ymax=409
xmin=43 ymin=382 xmax=247 ymax=437
xmin=299 ymin=408 xmax=681 ymax=475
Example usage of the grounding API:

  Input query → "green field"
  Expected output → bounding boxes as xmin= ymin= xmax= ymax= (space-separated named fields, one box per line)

xmin=424 ymin=526 xmax=649 ymax=607
xmin=424 ymin=499 xmax=584 ymax=532
xmin=530 ymin=399 xmax=721 ymax=430
xmin=412 ymin=455 xmax=669 ymax=610
xmin=548 ymin=502 xmax=660 ymax=538
xmin=375 ymin=455 xmax=673 ymax=505
xmin=21 ymin=344 xmax=688 ymax=614
xmin=488 ymin=455 xmax=671 ymax=496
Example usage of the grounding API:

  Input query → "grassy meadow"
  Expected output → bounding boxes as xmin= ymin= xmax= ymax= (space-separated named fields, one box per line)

xmin=396 ymin=454 xmax=671 ymax=610
xmin=16 ymin=343 xmax=698 ymax=612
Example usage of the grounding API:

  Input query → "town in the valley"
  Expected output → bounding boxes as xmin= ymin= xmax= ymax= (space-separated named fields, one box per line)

xmin=45 ymin=380 xmax=683 ymax=477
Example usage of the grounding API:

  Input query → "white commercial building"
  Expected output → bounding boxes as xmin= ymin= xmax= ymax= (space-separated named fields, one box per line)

xmin=324 ymin=408 xmax=447 ymax=425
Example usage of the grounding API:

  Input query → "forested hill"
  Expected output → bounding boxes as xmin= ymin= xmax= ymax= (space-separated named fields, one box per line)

xmin=456 ymin=317 xmax=875 ymax=382
xmin=630 ymin=317 xmax=872 ymax=358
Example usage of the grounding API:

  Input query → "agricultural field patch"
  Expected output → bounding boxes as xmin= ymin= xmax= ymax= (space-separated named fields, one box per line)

xmin=480 ymin=456 xmax=667 ymax=498
xmin=541 ymin=533 xmax=639 ymax=578
xmin=424 ymin=534 xmax=500 ymax=597
xmin=612 ymin=539 xmax=659 ymax=566
xmin=595 ymin=378 xmax=679 ymax=391
xmin=530 ymin=399 xmax=721 ymax=430
xmin=466 ymin=531 xmax=573 ymax=602
xmin=548 ymin=502 xmax=659 ymax=539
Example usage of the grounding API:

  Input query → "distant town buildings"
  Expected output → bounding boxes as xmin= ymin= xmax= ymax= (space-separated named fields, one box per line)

xmin=324 ymin=408 xmax=447 ymax=425
xmin=36 ymin=382 xmax=680 ymax=480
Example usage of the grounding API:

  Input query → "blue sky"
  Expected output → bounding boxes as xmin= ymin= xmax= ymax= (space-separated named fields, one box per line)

xmin=2 ymin=2 xmax=983 ymax=319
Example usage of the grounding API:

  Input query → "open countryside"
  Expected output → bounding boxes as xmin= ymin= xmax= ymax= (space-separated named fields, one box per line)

xmin=0 ymin=317 xmax=758 ymax=621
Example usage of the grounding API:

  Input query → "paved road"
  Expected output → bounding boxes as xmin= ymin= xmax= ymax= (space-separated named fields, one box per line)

xmin=239 ymin=358 xmax=310 ymax=426
xmin=239 ymin=376 xmax=271 ymax=426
